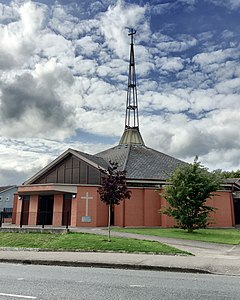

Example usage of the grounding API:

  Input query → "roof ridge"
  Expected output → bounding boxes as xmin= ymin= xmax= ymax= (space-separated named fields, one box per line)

xmin=74 ymin=149 xmax=98 ymax=158
xmin=122 ymin=144 xmax=131 ymax=172
xmin=71 ymin=149 xmax=108 ymax=170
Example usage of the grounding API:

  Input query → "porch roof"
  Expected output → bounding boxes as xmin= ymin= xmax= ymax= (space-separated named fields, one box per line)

xmin=18 ymin=184 xmax=77 ymax=195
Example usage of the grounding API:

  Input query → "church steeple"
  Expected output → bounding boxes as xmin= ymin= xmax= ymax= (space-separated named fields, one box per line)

xmin=125 ymin=28 xmax=139 ymax=128
xmin=119 ymin=28 xmax=145 ymax=146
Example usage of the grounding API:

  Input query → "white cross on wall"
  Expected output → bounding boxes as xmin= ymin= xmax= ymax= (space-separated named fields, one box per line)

xmin=81 ymin=192 xmax=93 ymax=216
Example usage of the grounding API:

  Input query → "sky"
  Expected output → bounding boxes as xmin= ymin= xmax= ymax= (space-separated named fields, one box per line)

xmin=0 ymin=0 xmax=240 ymax=185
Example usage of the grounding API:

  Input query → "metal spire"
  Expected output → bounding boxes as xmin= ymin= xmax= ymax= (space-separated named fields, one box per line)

xmin=125 ymin=28 xmax=139 ymax=129
xmin=119 ymin=28 xmax=145 ymax=146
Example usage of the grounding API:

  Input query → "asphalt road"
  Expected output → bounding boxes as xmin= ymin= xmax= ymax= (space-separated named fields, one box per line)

xmin=0 ymin=263 xmax=239 ymax=300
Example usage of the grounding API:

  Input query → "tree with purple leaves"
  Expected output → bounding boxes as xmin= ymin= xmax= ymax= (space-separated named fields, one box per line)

xmin=98 ymin=161 xmax=131 ymax=241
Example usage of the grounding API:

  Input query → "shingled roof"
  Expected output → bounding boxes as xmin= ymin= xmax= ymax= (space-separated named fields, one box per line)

xmin=96 ymin=144 xmax=186 ymax=181
xmin=0 ymin=186 xmax=16 ymax=193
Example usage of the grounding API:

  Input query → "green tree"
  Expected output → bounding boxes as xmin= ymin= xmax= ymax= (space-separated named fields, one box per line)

xmin=219 ymin=170 xmax=240 ymax=178
xmin=98 ymin=161 xmax=131 ymax=241
xmin=161 ymin=157 xmax=221 ymax=232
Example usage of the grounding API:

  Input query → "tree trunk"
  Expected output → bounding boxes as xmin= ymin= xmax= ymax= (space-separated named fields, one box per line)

xmin=108 ymin=204 xmax=111 ymax=242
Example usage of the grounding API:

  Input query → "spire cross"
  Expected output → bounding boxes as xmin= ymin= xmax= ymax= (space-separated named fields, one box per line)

xmin=128 ymin=28 xmax=136 ymax=44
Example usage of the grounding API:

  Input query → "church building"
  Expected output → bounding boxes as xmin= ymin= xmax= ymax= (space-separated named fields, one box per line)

xmin=13 ymin=30 xmax=240 ymax=228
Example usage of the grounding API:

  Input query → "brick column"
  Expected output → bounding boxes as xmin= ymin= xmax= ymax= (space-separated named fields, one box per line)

xmin=53 ymin=194 xmax=63 ymax=226
xmin=28 ymin=195 xmax=38 ymax=225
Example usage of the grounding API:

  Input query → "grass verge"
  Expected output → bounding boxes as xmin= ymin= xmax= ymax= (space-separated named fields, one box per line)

xmin=112 ymin=228 xmax=240 ymax=245
xmin=0 ymin=232 xmax=189 ymax=255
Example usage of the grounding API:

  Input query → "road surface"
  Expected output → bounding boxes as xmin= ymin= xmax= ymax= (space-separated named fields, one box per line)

xmin=0 ymin=263 xmax=239 ymax=299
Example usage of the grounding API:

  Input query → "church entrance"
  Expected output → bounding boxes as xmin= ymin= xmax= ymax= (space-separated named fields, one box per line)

xmin=62 ymin=194 xmax=72 ymax=226
xmin=37 ymin=195 xmax=54 ymax=226
xmin=234 ymin=199 xmax=240 ymax=225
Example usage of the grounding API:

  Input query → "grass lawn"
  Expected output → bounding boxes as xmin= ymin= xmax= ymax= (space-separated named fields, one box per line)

xmin=112 ymin=228 xmax=240 ymax=245
xmin=0 ymin=232 xmax=189 ymax=255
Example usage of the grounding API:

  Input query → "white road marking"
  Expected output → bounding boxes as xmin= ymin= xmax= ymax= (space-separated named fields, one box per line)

xmin=17 ymin=278 xmax=24 ymax=281
xmin=129 ymin=284 xmax=145 ymax=287
xmin=0 ymin=293 xmax=36 ymax=299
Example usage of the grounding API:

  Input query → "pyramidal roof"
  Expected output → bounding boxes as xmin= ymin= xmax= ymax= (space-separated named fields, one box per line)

xmin=96 ymin=144 xmax=185 ymax=181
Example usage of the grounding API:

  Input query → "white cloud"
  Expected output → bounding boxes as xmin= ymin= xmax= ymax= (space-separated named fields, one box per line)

xmin=99 ymin=0 xmax=148 ymax=58
xmin=0 ymin=60 xmax=76 ymax=139
xmin=156 ymin=56 xmax=184 ymax=72
xmin=155 ymin=35 xmax=197 ymax=54
xmin=221 ymin=30 xmax=235 ymax=39
xmin=0 ymin=3 xmax=18 ymax=23
xmin=75 ymin=36 xmax=100 ymax=56
xmin=228 ymin=0 xmax=240 ymax=8
xmin=0 ymin=1 xmax=48 ymax=70
xmin=140 ymin=90 xmax=189 ymax=113
xmin=192 ymin=47 xmax=238 ymax=66
xmin=150 ymin=0 xmax=197 ymax=15
xmin=208 ymin=0 xmax=240 ymax=9
xmin=215 ymin=78 xmax=240 ymax=94
xmin=19 ymin=1 xmax=47 ymax=36
xmin=141 ymin=106 xmax=240 ymax=171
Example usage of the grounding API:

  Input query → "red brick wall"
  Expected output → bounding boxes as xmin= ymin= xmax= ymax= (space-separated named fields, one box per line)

xmin=160 ymin=190 xmax=234 ymax=228
xmin=115 ymin=188 xmax=167 ymax=227
xmin=114 ymin=200 xmax=124 ymax=226
xmin=114 ymin=188 xmax=234 ymax=228
xmin=114 ymin=189 xmax=162 ymax=227
xmin=208 ymin=192 xmax=234 ymax=227
xmin=96 ymin=192 xmax=108 ymax=226
xmin=124 ymin=188 xmax=144 ymax=226
xmin=12 ymin=193 xmax=18 ymax=224
xmin=13 ymin=185 xmax=235 ymax=228
xmin=143 ymin=189 xmax=161 ymax=226
xmin=160 ymin=195 xmax=176 ymax=228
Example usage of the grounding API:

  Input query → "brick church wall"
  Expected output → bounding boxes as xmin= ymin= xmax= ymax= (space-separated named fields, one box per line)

xmin=114 ymin=187 xmax=234 ymax=228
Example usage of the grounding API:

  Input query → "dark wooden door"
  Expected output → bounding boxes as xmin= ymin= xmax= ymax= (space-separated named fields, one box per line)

xmin=62 ymin=197 xmax=72 ymax=226
xmin=21 ymin=196 xmax=30 ymax=225
xmin=37 ymin=195 xmax=54 ymax=225
xmin=234 ymin=199 xmax=240 ymax=225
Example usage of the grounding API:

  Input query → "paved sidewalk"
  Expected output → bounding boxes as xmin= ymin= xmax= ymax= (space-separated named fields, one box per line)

xmin=0 ymin=226 xmax=240 ymax=276
xmin=70 ymin=227 xmax=240 ymax=257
